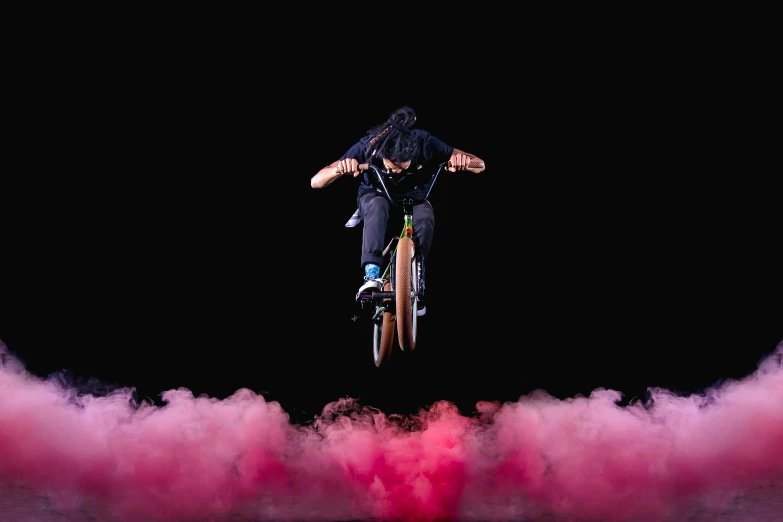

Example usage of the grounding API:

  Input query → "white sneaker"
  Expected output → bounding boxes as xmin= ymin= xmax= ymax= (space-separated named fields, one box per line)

xmin=416 ymin=298 xmax=426 ymax=317
xmin=356 ymin=277 xmax=383 ymax=303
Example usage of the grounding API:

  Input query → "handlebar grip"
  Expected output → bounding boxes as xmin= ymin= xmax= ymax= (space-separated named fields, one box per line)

xmin=333 ymin=163 xmax=369 ymax=174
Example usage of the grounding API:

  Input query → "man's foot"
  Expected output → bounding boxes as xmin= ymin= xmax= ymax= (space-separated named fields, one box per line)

xmin=416 ymin=297 xmax=426 ymax=317
xmin=356 ymin=277 xmax=383 ymax=303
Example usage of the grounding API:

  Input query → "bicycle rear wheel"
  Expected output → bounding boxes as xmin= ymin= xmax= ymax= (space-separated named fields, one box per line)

xmin=372 ymin=281 xmax=395 ymax=366
xmin=395 ymin=237 xmax=418 ymax=351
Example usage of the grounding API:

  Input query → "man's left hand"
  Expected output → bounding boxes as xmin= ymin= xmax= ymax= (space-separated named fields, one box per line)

xmin=447 ymin=153 xmax=472 ymax=172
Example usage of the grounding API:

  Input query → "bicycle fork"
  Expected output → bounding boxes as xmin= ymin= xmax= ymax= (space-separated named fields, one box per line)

xmin=400 ymin=203 xmax=425 ymax=304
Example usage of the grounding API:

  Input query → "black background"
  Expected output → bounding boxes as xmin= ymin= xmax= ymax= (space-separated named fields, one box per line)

xmin=2 ymin=34 xmax=780 ymax=427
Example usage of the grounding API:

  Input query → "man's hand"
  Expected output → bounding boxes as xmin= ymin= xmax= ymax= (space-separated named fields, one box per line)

xmin=447 ymin=153 xmax=472 ymax=172
xmin=335 ymin=158 xmax=361 ymax=177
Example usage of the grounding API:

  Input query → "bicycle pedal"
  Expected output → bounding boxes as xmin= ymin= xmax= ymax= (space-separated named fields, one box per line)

xmin=356 ymin=291 xmax=378 ymax=305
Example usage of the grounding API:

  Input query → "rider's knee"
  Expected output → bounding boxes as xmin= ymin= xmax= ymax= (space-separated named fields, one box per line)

xmin=363 ymin=195 xmax=390 ymax=216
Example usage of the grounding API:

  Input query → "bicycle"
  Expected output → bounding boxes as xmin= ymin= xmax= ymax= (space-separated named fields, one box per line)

xmin=342 ymin=158 xmax=485 ymax=367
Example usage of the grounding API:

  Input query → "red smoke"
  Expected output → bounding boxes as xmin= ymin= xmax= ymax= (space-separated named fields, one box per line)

xmin=1 ymin=340 xmax=782 ymax=522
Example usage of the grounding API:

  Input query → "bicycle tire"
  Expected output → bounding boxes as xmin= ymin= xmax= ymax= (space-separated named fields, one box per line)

xmin=395 ymin=237 xmax=418 ymax=351
xmin=373 ymin=281 xmax=395 ymax=367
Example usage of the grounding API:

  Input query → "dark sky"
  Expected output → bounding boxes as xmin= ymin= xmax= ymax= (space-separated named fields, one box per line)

xmin=2 ymin=44 xmax=780 ymax=426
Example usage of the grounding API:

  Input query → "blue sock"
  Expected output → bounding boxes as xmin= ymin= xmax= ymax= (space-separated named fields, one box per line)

xmin=364 ymin=263 xmax=380 ymax=279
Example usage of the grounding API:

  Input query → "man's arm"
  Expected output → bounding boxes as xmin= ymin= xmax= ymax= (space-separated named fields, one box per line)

xmin=448 ymin=148 xmax=486 ymax=173
xmin=311 ymin=158 xmax=364 ymax=189
xmin=311 ymin=161 xmax=343 ymax=189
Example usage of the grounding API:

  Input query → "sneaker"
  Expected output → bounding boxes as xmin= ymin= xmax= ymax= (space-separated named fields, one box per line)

xmin=356 ymin=277 xmax=383 ymax=303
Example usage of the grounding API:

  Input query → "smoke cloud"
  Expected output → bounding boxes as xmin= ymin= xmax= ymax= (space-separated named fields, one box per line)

xmin=1 ymin=339 xmax=782 ymax=521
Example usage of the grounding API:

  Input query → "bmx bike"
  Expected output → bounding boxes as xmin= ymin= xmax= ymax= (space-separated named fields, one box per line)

xmin=344 ymin=159 xmax=484 ymax=367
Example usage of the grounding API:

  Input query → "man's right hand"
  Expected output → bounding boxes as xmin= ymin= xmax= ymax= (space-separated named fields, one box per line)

xmin=335 ymin=158 xmax=361 ymax=177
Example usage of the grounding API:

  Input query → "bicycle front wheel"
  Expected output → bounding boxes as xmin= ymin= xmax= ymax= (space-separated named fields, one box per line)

xmin=395 ymin=237 xmax=418 ymax=351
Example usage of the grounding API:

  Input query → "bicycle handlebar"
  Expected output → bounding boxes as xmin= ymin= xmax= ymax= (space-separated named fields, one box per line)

xmin=361 ymin=160 xmax=485 ymax=170
xmin=341 ymin=160 xmax=485 ymax=172
xmin=336 ymin=160 xmax=485 ymax=205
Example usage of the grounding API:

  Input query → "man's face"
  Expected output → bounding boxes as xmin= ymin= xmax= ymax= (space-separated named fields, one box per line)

xmin=382 ymin=158 xmax=412 ymax=174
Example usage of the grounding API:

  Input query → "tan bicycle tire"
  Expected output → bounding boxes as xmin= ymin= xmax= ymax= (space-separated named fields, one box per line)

xmin=395 ymin=237 xmax=418 ymax=351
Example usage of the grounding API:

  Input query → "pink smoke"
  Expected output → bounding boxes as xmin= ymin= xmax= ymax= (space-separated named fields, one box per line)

xmin=1 ymin=340 xmax=782 ymax=522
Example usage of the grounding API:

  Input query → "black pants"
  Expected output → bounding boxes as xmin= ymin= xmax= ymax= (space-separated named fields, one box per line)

xmin=358 ymin=192 xmax=435 ymax=269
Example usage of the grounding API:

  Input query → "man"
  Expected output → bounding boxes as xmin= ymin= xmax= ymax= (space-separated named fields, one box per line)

xmin=310 ymin=106 xmax=486 ymax=316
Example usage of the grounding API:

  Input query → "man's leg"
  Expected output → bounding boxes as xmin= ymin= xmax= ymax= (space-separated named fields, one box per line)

xmin=356 ymin=193 xmax=390 ymax=301
xmin=411 ymin=201 xmax=435 ymax=316
xmin=412 ymin=200 xmax=435 ymax=262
